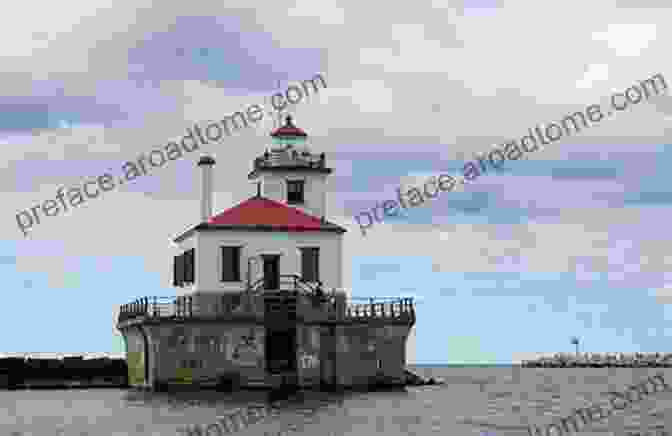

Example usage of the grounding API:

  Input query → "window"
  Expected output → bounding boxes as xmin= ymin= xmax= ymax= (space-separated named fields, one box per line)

xmin=173 ymin=253 xmax=188 ymax=287
xmin=174 ymin=249 xmax=195 ymax=287
xmin=287 ymin=180 xmax=305 ymax=204
xmin=221 ymin=246 xmax=241 ymax=282
xmin=300 ymin=247 xmax=319 ymax=282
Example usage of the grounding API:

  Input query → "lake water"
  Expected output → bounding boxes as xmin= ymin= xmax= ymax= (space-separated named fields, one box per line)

xmin=3 ymin=366 xmax=672 ymax=436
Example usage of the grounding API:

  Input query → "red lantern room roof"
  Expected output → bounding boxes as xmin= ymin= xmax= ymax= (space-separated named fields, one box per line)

xmin=270 ymin=115 xmax=307 ymax=137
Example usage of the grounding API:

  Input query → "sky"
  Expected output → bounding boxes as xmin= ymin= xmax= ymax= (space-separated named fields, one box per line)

xmin=2 ymin=0 xmax=672 ymax=365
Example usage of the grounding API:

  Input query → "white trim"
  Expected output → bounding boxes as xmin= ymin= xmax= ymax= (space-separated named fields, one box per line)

xmin=294 ymin=242 xmax=319 ymax=248
xmin=258 ymin=251 xmax=285 ymax=256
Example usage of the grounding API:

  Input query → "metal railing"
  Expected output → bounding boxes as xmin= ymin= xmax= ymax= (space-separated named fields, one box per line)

xmin=249 ymin=274 xmax=321 ymax=295
xmin=345 ymin=297 xmax=414 ymax=320
xmin=254 ymin=151 xmax=326 ymax=170
xmin=118 ymin=296 xmax=194 ymax=322
xmin=118 ymin=294 xmax=415 ymax=323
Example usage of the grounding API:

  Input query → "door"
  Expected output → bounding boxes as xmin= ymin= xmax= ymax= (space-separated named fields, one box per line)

xmin=263 ymin=255 xmax=280 ymax=290
xmin=265 ymin=327 xmax=297 ymax=374
xmin=320 ymin=326 xmax=336 ymax=387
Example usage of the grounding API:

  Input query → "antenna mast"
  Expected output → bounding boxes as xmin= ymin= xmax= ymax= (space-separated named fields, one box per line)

xmin=274 ymin=79 xmax=283 ymax=131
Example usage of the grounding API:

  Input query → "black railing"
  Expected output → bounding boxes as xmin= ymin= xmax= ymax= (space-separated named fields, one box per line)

xmin=249 ymin=274 xmax=322 ymax=295
xmin=254 ymin=152 xmax=326 ymax=170
xmin=119 ymin=296 xmax=194 ymax=322
xmin=118 ymin=293 xmax=415 ymax=323
xmin=345 ymin=297 xmax=415 ymax=320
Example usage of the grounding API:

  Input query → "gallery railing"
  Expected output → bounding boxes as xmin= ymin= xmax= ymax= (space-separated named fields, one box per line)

xmin=118 ymin=294 xmax=415 ymax=323
xmin=345 ymin=297 xmax=415 ymax=320
xmin=248 ymin=274 xmax=321 ymax=295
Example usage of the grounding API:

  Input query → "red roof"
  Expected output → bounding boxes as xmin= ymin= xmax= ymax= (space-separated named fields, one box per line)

xmin=270 ymin=115 xmax=307 ymax=137
xmin=271 ymin=126 xmax=307 ymax=137
xmin=206 ymin=196 xmax=343 ymax=232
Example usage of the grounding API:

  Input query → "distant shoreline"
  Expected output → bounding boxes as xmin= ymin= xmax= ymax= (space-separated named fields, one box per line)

xmin=3 ymin=378 xmax=129 ymax=390
xmin=0 ymin=356 xmax=128 ymax=389
xmin=409 ymin=364 xmax=518 ymax=367
xmin=522 ymin=362 xmax=672 ymax=368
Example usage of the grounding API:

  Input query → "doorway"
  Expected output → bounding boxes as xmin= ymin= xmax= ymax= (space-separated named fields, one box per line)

xmin=262 ymin=255 xmax=280 ymax=290
xmin=265 ymin=327 xmax=297 ymax=374
xmin=320 ymin=325 xmax=337 ymax=387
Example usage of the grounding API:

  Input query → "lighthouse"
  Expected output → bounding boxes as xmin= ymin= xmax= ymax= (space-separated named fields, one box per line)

xmin=117 ymin=116 xmax=416 ymax=391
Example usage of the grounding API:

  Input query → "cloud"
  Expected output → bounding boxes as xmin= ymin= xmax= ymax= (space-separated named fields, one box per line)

xmin=655 ymin=285 xmax=672 ymax=304
xmin=592 ymin=23 xmax=658 ymax=57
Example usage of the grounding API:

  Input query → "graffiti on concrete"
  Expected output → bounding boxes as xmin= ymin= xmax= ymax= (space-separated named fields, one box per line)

xmin=230 ymin=330 xmax=262 ymax=367
xmin=299 ymin=352 xmax=319 ymax=369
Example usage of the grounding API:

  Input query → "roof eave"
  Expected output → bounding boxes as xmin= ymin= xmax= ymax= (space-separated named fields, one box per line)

xmin=172 ymin=223 xmax=209 ymax=244
xmin=198 ymin=223 xmax=346 ymax=233
xmin=174 ymin=223 xmax=347 ymax=237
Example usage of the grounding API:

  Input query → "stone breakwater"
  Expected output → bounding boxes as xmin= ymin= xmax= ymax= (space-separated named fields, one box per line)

xmin=522 ymin=353 xmax=672 ymax=368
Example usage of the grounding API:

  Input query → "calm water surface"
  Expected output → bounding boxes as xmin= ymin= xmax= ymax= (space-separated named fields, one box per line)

xmin=3 ymin=366 xmax=672 ymax=436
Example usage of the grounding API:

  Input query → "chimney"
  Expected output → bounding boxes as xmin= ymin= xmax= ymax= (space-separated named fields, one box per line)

xmin=197 ymin=155 xmax=216 ymax=222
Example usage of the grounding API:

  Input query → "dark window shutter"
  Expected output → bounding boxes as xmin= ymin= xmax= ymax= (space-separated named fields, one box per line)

xmin=301 ymin=248 xmax=311 ymax=281
xmin=190 ymin=249 xmax=195 ymax=283
xmin=184 ymin=249 xmax=194 ymax=283
xmin=183 ymin=252 xmax=190 ymax=283
xmin=222 ymin=247 xmax=231 ymax=281
xmin=312 ymin=248 xmax=319 ymax=281
xmin=175 ymin=254 xmax=185 ymax=287
xmin=234 ymin=247 xmax=240 ymax=281
xmin=173 ymin=256 xmax=179 ymax=286
xmin=181 ymin=253 xmax=187 ymax=285
xmin=301 ymin=248 xmax=319 ymax=282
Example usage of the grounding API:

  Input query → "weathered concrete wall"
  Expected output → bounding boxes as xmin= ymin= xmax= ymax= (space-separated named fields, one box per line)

xmin=335 ymin=324 xmax=411 ymax=386
xmin=319 ymin=325 xmax=336 ymax=386
xmin=296 ymin=324 xmax=321 ymax=387
xmin=185 ymin=293 xmax=264 ymax=318
xmin=147 ymin=323 xmax=266 ymax=385
xmin=119 ymin=316 xmax=411 ymax=389
xmin=378 ymin=325 xmax=410 ymax=382
xmin=123 ymin=327 xmax=146 ymax=387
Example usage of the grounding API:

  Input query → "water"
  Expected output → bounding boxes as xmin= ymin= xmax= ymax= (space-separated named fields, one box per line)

xmin=2 ymin=366 xmax=672 ymax=436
